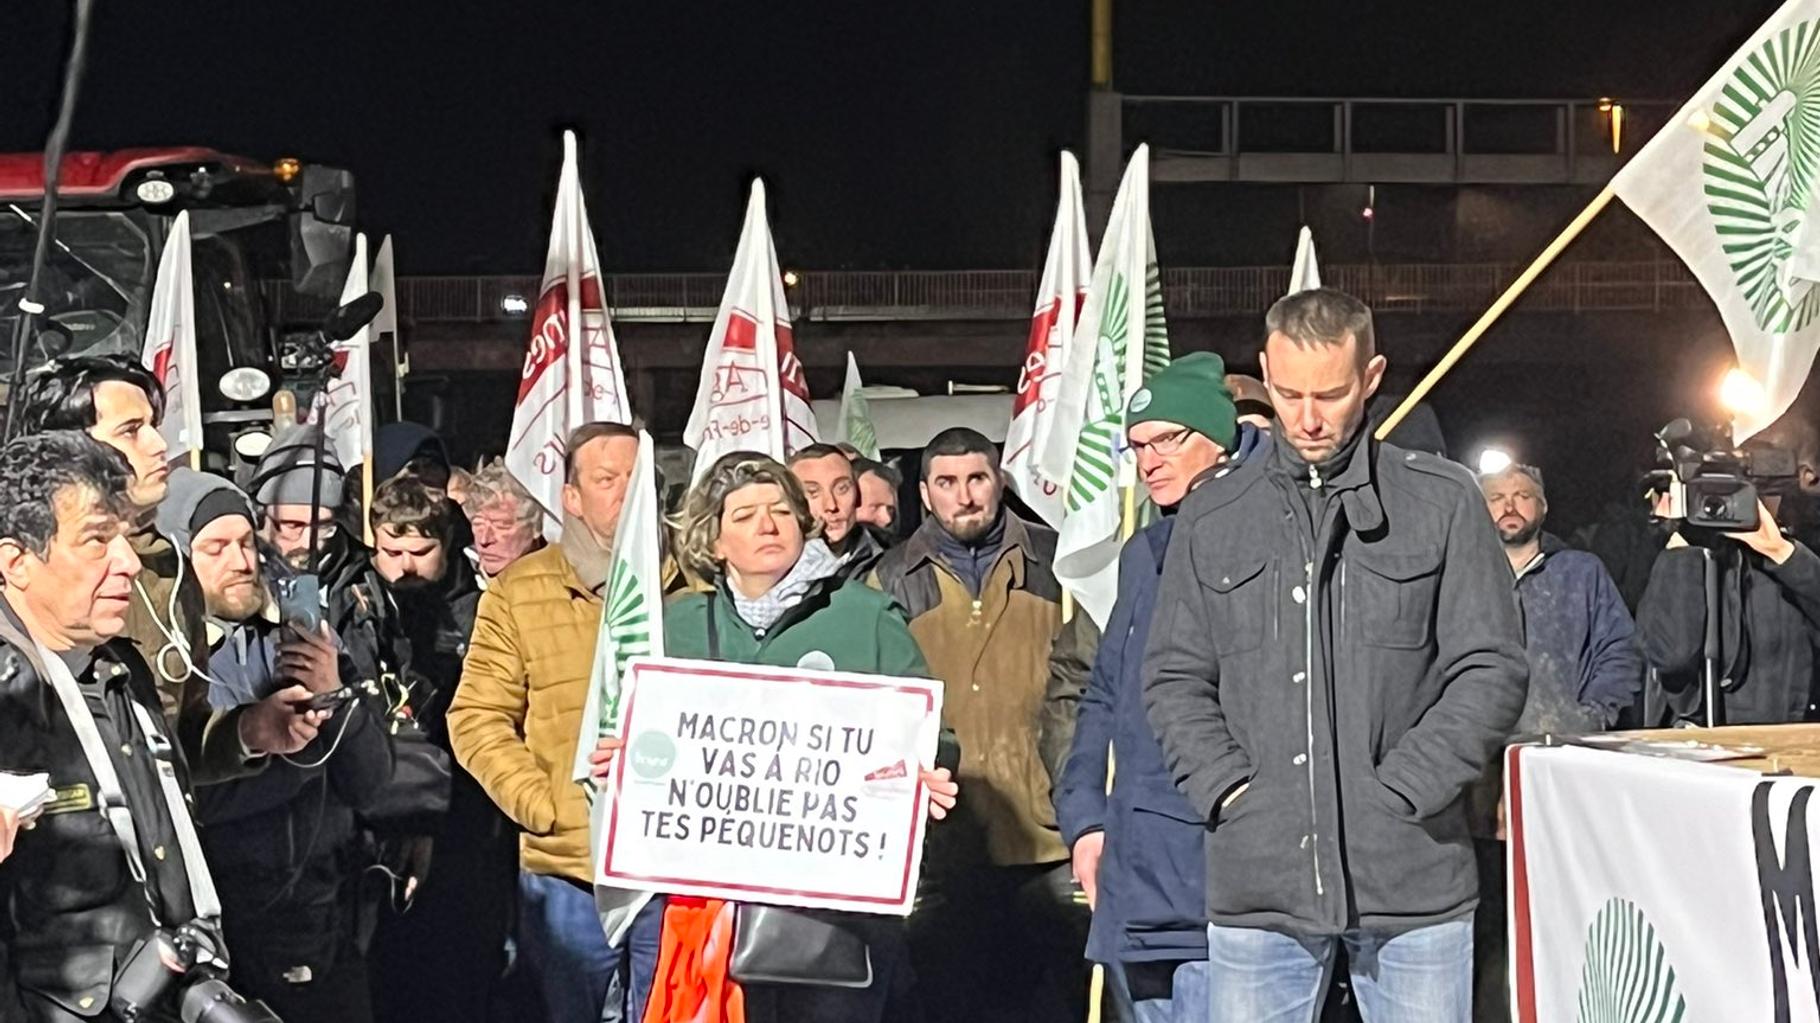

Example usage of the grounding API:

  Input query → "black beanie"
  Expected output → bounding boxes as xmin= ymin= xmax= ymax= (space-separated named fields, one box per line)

xmin=190 ymin=489 xmax=255 ymax=540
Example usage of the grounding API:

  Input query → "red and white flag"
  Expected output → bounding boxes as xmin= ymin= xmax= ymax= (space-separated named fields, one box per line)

xmin=1002 ymin=152 xmax=1091 ymax=529
xmin=141 ymin=210 xmax=202 ymax=462
xmin=507 ymin=130 xmax=632 ymax=538
xmin=320 ymin=232 xmax=373 ymax=470
xmin=370 ymin=234 xmax=403 ymax=421
xmin=684 ymin=179 xmax=817 ymax=481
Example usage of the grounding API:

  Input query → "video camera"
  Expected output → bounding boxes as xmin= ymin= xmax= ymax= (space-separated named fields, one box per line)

xmin=1647 ymin=417 xmax=1797 ymax=532
xmin=111 ymin=919 xmax=281 ymax=1023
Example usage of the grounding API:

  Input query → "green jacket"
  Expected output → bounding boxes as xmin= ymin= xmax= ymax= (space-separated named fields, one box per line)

xmin=664 ymin=578 xmax=929 ymax=678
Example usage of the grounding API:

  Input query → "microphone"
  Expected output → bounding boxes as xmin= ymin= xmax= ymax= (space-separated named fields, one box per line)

xmin=322 ymin=291 xmax=383 ymax=342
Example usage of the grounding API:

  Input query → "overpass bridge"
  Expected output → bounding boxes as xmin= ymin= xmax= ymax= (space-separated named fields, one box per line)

xmin=270 ymin=261 xmax=1728 ymax=469
xmin=269 ymin=258 xmax=1709 ymax=371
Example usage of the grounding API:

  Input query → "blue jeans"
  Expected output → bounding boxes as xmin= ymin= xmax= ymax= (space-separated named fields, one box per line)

xmin=1114 ymin=959 xmax=1211 ymax=1023
xmin=1206 ymin=918 xmax=1473 ymax=1023
xmin=517 ymin=871 xmax=663 ymax=1022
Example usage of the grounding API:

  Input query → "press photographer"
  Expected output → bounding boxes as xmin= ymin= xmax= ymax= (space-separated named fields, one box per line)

xmin=0 ymin=431 xmax=277 ymax=1022
xmin=1636 ymin=414 xmax=1820 ymax=726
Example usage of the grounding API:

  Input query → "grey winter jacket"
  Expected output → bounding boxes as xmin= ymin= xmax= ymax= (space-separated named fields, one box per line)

xmin=1142 ymin=430 xmax=1527 ymax=937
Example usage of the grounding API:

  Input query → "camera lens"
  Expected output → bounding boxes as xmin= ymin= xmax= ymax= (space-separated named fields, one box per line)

xmin=1701 ymin=496 xmax=1731 ymax=520
xmin=179 ymin=979 xmax=282 ymax=1023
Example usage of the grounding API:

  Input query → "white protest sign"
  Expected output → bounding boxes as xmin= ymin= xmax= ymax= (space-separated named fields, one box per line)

xmin=599 ymin=657 xmax=943 ymax=916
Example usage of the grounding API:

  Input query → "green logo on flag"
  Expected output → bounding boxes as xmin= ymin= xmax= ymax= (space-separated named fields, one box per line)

xmin=1702 ymin=18 xmax=1820 ymax=334
xmin=1574 ymin=897 xmax=1687 ymax=1023
xmin=1065 ymin=265 xmax=1171 ymax=512
xmin=596 ymin=557 xmax=653 ymax=735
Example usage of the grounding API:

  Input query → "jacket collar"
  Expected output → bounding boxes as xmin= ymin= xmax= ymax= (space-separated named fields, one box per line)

xmin=1218 ymin=429 xmax=1386 ymax=534
xmin=902 ymin=511 xmax=1033 ymax=590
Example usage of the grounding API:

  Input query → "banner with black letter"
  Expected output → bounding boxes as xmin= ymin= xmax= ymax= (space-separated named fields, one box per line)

xmin=1510 ymin=742 xmax=1820 ymax=1022
xmin=597 ymin=657 xmax=943 ymax=916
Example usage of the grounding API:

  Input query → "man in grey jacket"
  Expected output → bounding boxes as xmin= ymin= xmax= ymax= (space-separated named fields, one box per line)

xmin=1143 ymin=288 xmax=1528 ymax=1022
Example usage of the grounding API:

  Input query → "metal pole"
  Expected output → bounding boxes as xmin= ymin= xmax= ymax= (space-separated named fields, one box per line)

xmin=5 ymin=0 xmax=97 ymax=440
xmin=1702 ymin=545 xmax=1722 ymax=728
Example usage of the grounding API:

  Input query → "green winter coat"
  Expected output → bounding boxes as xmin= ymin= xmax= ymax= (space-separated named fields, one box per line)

xmin=663 ymin=577 xmax=930 ymax=678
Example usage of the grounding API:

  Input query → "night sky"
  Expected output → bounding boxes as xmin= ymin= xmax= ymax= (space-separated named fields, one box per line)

xmin=0 ymin=1 xmax=1787 ymax=274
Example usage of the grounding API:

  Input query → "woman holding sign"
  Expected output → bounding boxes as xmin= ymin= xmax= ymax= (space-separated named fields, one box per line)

xmin=592 ymin=452 xmax=957 ymax=1023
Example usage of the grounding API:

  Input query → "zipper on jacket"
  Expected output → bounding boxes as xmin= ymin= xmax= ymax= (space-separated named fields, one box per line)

xmin=1284 ymin=506 xmax=1325 ymax=903
xmin=1302 ymin=551 xmax=1324 ymax=899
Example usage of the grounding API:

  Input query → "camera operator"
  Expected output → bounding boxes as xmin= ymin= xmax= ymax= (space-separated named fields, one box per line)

xmin=1637 ymin=476 xmax=1820 ymax=726
xmin=161 ymin=467 xmax=394 ymax=1021
xmin=0 ymin=432 xmax=270 ymax=1022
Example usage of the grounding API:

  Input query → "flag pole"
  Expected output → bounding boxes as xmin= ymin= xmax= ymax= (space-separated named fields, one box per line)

xmin=187 ymin=449 xmax=200 ymax=472
xmin=362 ymin=455 xmax=375 ymax=547
xmin=1374 ymin=184 xmax=1616 ymax=440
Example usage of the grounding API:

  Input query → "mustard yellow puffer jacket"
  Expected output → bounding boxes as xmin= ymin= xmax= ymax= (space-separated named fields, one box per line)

xmin=449 ymin=544 xmax=601 ymax=882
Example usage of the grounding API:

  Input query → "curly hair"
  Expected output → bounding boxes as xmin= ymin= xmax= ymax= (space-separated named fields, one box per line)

xmin=370 ymin=475 xmax=456 ymax=540
xmin=670 ymin=452 xmax=818 ymax=580
xmin=462 ymin=457 xmax=544 ymax=527
xmin=15 ymin=355 xmax=166 ymax=435
xmin=0 ymin=431 xmax=134 ymax=557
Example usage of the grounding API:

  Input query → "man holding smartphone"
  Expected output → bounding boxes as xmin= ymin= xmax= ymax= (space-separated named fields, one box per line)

xmin=157 ymin=468 xmax=395 ymax=1021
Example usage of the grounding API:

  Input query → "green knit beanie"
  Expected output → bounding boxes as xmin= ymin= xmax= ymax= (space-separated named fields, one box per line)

xmin=1125 ymin=352 xmax=1238 ymax=450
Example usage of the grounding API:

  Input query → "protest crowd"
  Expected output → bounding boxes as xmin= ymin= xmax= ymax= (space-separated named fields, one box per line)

xmin=11 ymin=10 xmax=1820 ymax=1014
xmin=6 ymin=273 xmax=1820 ymax=1023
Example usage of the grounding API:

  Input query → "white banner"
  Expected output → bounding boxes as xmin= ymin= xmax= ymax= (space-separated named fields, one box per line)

xmin=142 ymin=210 xmax=201 ymax=461
xmin=1003 ymin=151 xmax=1090 ymax=530
xmin=321 ymin=232 xmax=372 ymax=469
xmin=507 ymin=130 xmax=632 ymax=538
xmin=1610 ymin=0 xmax=1820 ymax=438
xmin=1511 ymin=742 xmax=1820 ymax=1022
xmin=598 ymin=657 xmax=943 ymax=916
xmin=684 ymin=179 xmax=818 ymax=481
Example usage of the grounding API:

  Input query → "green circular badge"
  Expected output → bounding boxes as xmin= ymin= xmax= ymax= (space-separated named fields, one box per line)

xmin=628 ymin=731 xmax=677 ymax=780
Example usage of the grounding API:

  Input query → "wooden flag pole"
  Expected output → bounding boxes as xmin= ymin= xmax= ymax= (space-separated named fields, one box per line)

xmin=187 ymin=448 xmax=201 ymax=472
xmin=1374 ymin=184 xmax=1616 ymax=441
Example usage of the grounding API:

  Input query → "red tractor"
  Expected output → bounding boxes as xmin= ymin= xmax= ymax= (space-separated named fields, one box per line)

xmin=0 ymin=147 xmax=357 ymax=466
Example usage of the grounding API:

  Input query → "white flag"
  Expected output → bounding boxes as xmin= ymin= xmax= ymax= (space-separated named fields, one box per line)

xmin=1003 ymin=152 xmax=1091 ymax=529
xmin=1288 ymin=225 xmax=1322 ymax=295
xmin=320 ymin=233 xmax=373 ymax=470
xmin=572 ymin=430 xmax=664 ymax=945
xmin=684 ymin=179 xmax=818 ymax=481
xmin=507 ymin=131 xmax=633 ymax=538
xmin=142 ymin=211 xmax=202 ymax=462
xmin=1038 ymin=145 xmax=1171 ymax=628
xmin=371 ymin=235 xmax=402 ymax=420
xmin=1611 ymin=0 xmax=1820 ymax=438
xmin=838 ymin=352 xmax=881 ymax=460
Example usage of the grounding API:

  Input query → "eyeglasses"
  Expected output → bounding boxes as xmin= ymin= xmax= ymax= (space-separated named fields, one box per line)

xmin=1128 ymin=427 xmax=1194 ymax=457
xmin=267 ymin=515 xmax=339 ymax=542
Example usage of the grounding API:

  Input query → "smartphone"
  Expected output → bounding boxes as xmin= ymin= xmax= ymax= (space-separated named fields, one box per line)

xmin=276 ymin=573 xmax=323 ymax=634
xmin=295 ymin=687 xmax=357 ymax=714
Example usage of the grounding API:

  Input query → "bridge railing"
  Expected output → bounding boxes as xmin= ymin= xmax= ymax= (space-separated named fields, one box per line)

xmin=261 ymin=261 xmax=1705 ymax=326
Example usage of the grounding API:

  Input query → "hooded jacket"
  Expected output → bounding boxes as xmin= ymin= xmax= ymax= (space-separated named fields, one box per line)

xmin=1143 ymin=430 xmax=1527 ymax=937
